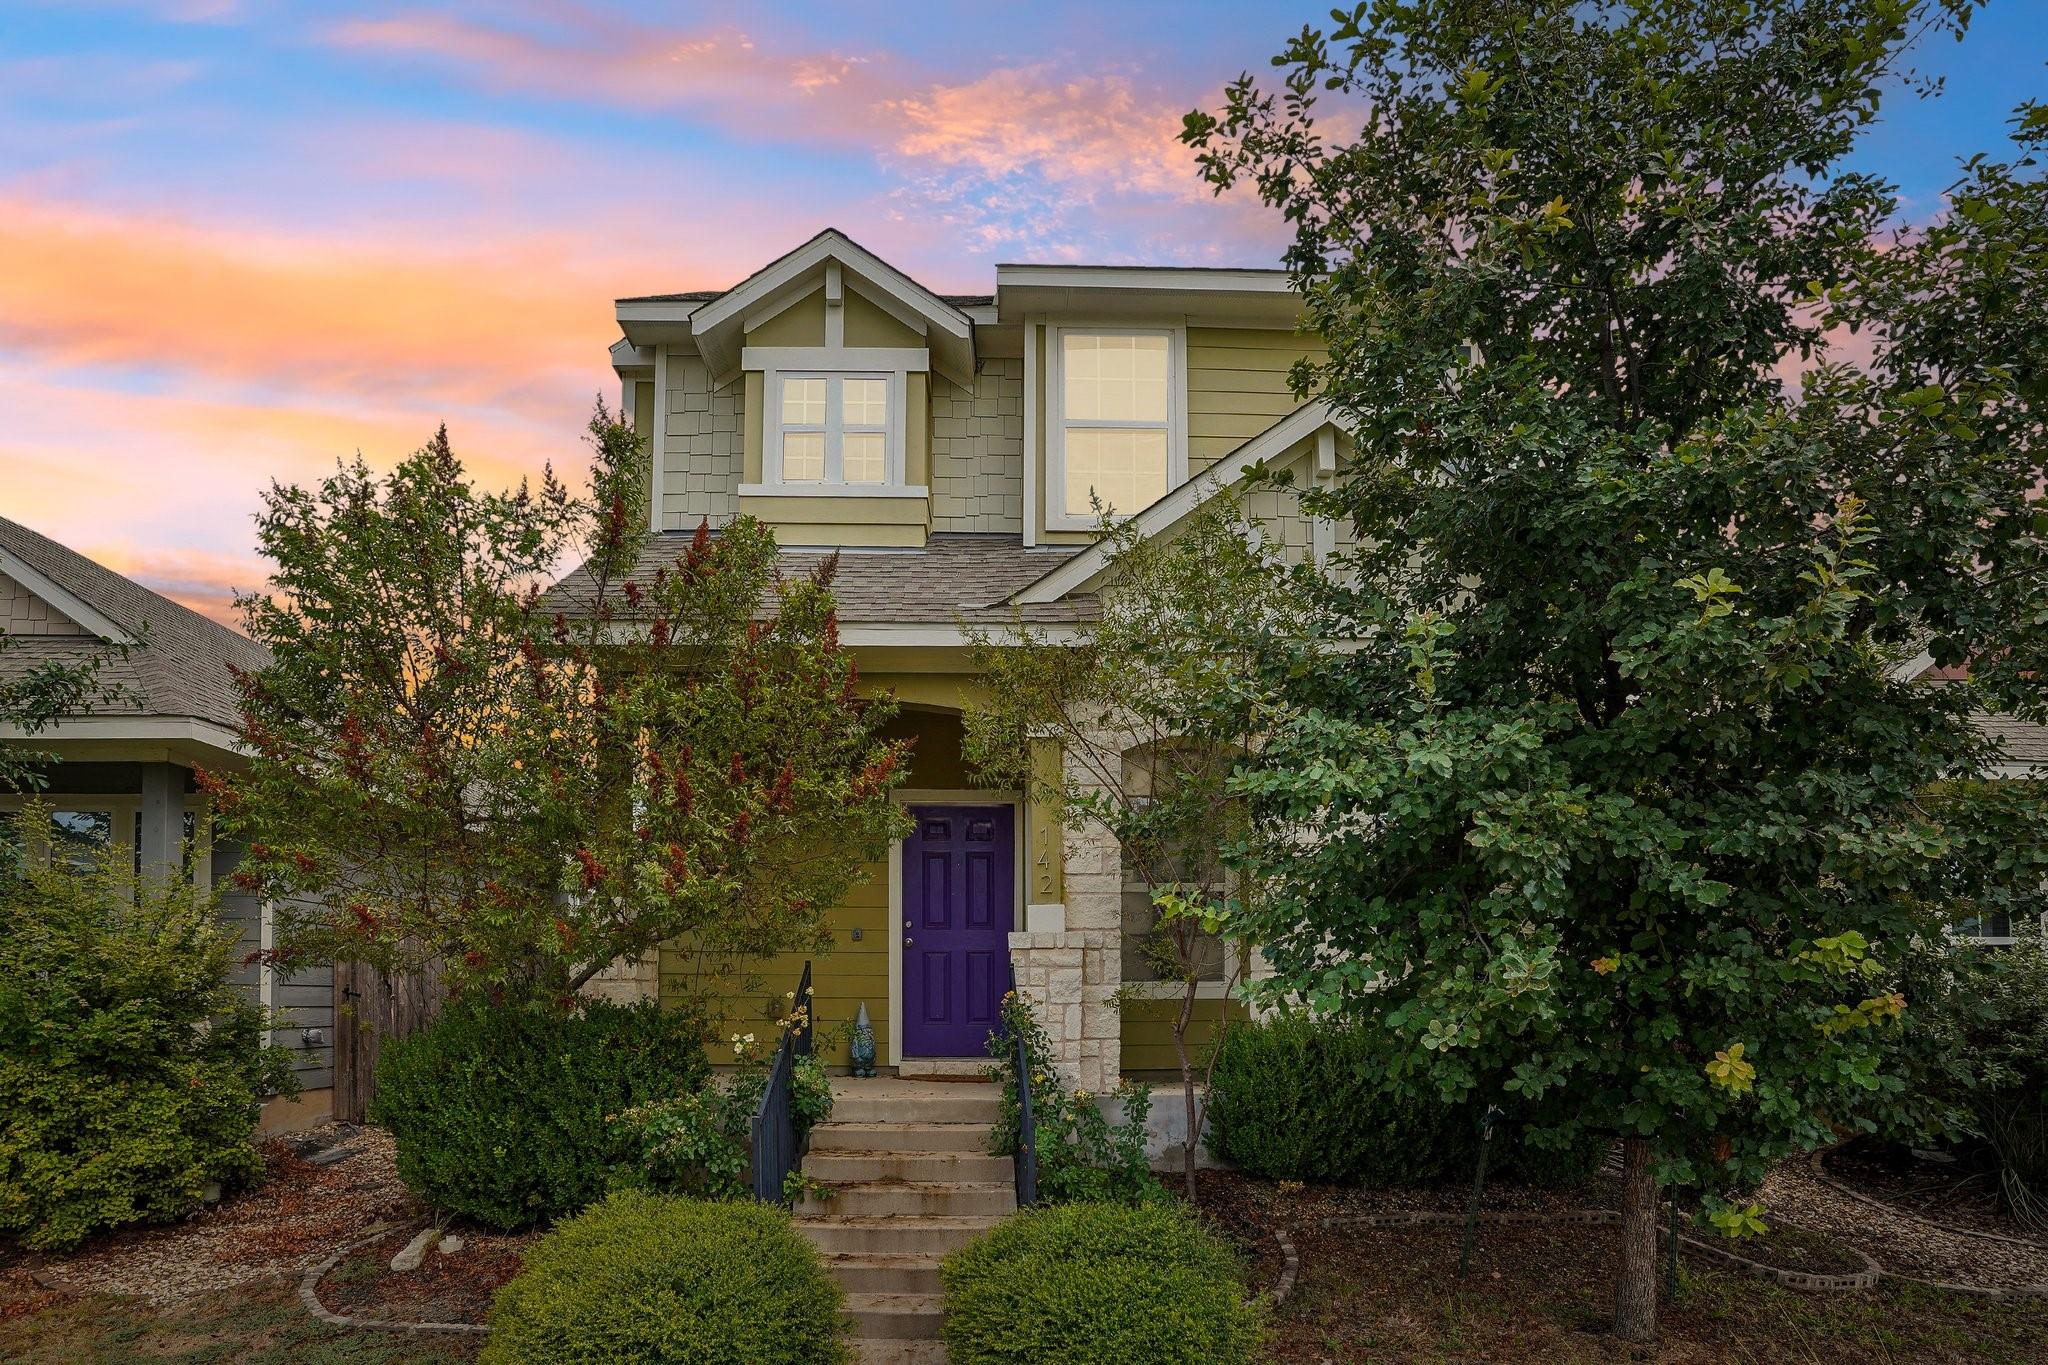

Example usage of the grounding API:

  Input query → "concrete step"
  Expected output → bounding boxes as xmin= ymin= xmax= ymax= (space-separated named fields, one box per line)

xmin=802 ymin=1181 xmax=1016 ymax=1219
xmin=798 ymin=1215 xmax=1002 ymax=1256
xmin=809 ymin=1121 xmax=996 ymax=1154
xmin=805 ymin=1150 xmax=1013 ymax=1184
xmin=844 ymin=1292 xmax=944 ymax=1341
xmin=850 ymin=1339 xmax=947 ymax=1364
xmin=829 ymin=1083 xmax=1000 ymax=1126
xmin=823 ymin=1253 xmax=945 ymax=1295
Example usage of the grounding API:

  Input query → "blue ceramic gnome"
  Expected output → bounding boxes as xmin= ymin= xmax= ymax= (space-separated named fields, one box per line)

xmin=850 ymin=1002 xmax=877 ymax=1077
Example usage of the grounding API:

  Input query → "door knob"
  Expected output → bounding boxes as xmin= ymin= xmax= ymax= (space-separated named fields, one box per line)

xmin=903 ymin=935 xmax=915 ymax=946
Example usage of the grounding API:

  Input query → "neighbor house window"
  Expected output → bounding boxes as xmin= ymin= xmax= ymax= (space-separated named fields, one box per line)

xmin=1051 ymin=329 xmax=1183 ymax=525
xmin=773 ymin=373 xmax=894 ymax=486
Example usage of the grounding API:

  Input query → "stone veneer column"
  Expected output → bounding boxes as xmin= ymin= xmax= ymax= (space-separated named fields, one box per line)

xmin=1004 ymin=734 xmax=1124 ymax=1094
xmin=581 ymin=951 xmax=658 ymax=1006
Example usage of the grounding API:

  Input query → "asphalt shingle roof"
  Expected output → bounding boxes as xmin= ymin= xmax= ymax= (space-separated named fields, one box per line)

xmin=549 ymin=532 xmax=1091 ymax=626
xmin=1975 ymin=713 xmax=2048 ymax=765
xmin=0 ymin=516 xmax=268 ymax=731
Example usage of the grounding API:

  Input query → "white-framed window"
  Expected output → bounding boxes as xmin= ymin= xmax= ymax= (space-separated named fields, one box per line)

xmin=772 ymin=372 xmax=895 ymax=486
xmin=1047 ymin=326 xmax=1186 ymax=528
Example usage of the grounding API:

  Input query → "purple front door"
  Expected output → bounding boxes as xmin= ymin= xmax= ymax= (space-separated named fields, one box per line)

xmin=902 ymin=805 xmax=1014 ymax=1058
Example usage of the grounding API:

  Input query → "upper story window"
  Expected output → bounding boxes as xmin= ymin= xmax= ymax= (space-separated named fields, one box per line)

xmin=770 ymin=372 xmax=899 ymax=487
xmin=1049 ymin=328 xmax=1185 ymax=527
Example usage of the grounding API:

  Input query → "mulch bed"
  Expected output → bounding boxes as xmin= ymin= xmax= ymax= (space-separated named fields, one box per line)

xmin=15 ymin=1123 xmax=417 ymax=1308
xmin=1822 ymin=1142 xmax=2046 ymax=1246
xmin=1189 ymin=1168 xmax=2048 ymax=1363
xmin=1758 ymin=1158 xmax=2048 ymax=1291
xmin=318 ymin=1225 xmax=534 ymax=1327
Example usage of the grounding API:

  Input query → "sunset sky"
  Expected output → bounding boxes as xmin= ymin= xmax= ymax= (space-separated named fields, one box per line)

xmin=3 ymin=1 xmax=2044 ymax=627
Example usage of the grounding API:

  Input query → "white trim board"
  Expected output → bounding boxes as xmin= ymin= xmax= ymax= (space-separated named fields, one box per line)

xmin=886 ymin=790 xmax=1024 ymax=1066
xmin=688 ymin=230 xmax=975 ymax=386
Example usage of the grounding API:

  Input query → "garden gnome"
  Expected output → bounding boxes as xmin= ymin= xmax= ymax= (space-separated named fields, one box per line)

xmin=850 ymin=1002 xmax=877 ymax=1077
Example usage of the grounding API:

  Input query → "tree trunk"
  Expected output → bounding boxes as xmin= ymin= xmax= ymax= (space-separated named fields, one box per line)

xmin=1614 ymin=1135 xmax=1659 ymax=1343
xmin=1173 ymin=978 xmax=1200 ymax=1204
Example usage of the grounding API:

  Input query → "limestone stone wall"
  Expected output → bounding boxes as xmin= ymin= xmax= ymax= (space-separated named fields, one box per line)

xmin=1004 ymin=729 xmax=1126 ymax=1093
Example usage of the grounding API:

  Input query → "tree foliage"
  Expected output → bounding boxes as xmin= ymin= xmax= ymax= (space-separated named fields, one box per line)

xmin=1187 ymin=0 xmax=2048 ymax=1338
xmin=216 ymin=406 xmax=909 ymax=1010
xmin=964 ymin=499 xmax=1307 ymax=1199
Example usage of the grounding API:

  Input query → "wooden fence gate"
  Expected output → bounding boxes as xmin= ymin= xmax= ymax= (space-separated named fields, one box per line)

xmin=333 ymin=961 xmax=447 ymax=1123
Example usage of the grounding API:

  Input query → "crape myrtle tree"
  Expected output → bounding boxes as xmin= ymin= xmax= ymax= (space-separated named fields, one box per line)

xmin=213 ymin=404 xmax=909 ymax=1016
xmin=963 ymin=498 xmax=1307 ymax=1203
xmin=1187 ymin=0 xmax=2048 ymax=1342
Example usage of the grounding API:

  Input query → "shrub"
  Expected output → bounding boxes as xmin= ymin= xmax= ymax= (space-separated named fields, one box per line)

xmin=1894 ymin=932 xmax=2048 ymax=1229
xmin=0 ymin=842 xmax=296 ymax=1250
xmin=1206 ymin=1012 xmax=1605 ymax=1188
xmin=986 ymin=993 xmax=1162 ymax=1204
xmin=483 ymin=1191 xmax=848 ymax=1364
xmin=614 ymin=1052 xmax=833 ymax=1200
xmin=371 ymin=998 xmax=708 ymax=1228
xmin=942 ymin=1201 xmax=1263 ymax=1365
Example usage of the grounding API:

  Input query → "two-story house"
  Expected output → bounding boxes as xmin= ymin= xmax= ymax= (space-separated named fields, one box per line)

xmin=578 ymin=229 xmax=1350 ymax=1093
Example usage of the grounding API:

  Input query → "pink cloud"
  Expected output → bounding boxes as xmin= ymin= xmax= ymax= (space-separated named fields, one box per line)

xmin=319 ymin=8 xmax=1279 ymax=262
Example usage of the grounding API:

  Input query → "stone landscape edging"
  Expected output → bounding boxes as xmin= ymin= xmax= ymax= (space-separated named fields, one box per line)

xmin=1311 ymin=1207 xmax=1882 ymax=1292
xmin=1271 ymin=1229 xmax=1299 ymax=1304
xmin=298 ymin=1221 xmax=490 ymax=1335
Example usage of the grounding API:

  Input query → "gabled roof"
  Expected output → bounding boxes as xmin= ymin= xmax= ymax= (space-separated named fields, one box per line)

xmin=657 ymin=228 xmax=978 ymax=386
xmin=0 ymin=516 xmax=268 ymax=739
xmin=1009 ymin=400 xmax=1344 ymax=605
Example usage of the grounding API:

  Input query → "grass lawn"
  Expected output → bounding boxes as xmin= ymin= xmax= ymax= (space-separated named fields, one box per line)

xmin=0 ymin=1276 xmax=480 ymax=1365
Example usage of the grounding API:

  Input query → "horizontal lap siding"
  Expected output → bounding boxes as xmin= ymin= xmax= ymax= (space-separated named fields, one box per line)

xmin=1186 ymin=328 xmax=1323 ymax=472
xmin=215 ymin=838 xmax=334 ymax=1089
xmin=1118 ymin=996 xmax=1247 ymax=1075
xmin=659 ymin=857 xmax=891 ymax=1067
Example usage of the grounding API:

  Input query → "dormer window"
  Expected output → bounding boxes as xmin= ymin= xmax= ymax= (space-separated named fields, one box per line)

xmin=776 ymin=374 xmax=892 ymax=484
xmin=751 ymin=360 xmax=921 ymax=494
xmin=1047 ymin=327 xmax=1186 ymax=527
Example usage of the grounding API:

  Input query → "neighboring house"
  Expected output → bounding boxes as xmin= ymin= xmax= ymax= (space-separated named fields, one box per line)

xmin=0 ymin=516 xmax=333 ymax=1131
xmin=563 ymin=229 xmax=1354 ymax=1092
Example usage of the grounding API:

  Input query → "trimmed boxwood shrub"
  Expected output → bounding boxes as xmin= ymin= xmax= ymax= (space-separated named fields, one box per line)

xmin=370 ymin=998 xmax=708 ymax=1228
xmin=0 ymin=846 xmax=296 ymax=1251
xmin=482 ymin=1191 xmax=848 ymax=1365
xmin=1205 ymin=1012 xmax=1604 ymax=1188
xmin=942 ymin=1202 xmax=1264 ymax=1365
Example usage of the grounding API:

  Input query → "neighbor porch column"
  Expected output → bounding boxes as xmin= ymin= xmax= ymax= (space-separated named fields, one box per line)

xmin=137 ymin=761 xmax=182 ymax=882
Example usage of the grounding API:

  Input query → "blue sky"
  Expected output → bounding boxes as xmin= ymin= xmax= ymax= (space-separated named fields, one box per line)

xmin=1 ymin=0 xmax=2041 ymax=620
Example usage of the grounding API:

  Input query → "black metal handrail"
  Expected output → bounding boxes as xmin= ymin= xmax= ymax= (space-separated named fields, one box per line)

xmin=750 ymin=960 xmax=813 ymax=1205
xmin=1012 ymin=1025 xmax=1038 ymax=1208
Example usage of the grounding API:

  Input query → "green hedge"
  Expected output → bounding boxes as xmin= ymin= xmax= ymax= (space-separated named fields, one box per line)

xmin=371 ymin=999 xmax=708 ymax=1228
xmin=1206 ymin=1013 xmax=1605 ymax=1188
xmin=483 ymin=1191 xmax=848 ymax=1364
xmin=942 ymin=1202 xmax=1264 ymax=1365
xmin=0 ymin=847 xmax=296 ymax=1251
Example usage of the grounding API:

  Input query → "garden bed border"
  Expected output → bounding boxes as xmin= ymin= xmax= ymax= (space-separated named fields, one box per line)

xmin=298 ymin=1222 xmax=491 ymax=1336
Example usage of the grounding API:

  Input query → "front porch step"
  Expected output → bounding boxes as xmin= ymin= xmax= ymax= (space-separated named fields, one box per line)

xmin=844 ymin=1293 xmax=944 ymax=1341
xmin=849 ymin=1340 xmax=947 ymax=1365
xmin=809 ymin=1121 xmax=995 ymax=1153
xmin=798 ymin=1215 xmax=1003 ymax=1256
xmin=805 ymin=1150 xmax=1013 ymax=1184
xmin=822 ymin=1253 xmax=945 ymax=1295
xmin=801 ymin=1180 xmax=1016 ymax=1219
xmin=828 ymin=1080 xmax=1000 ymax=1126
